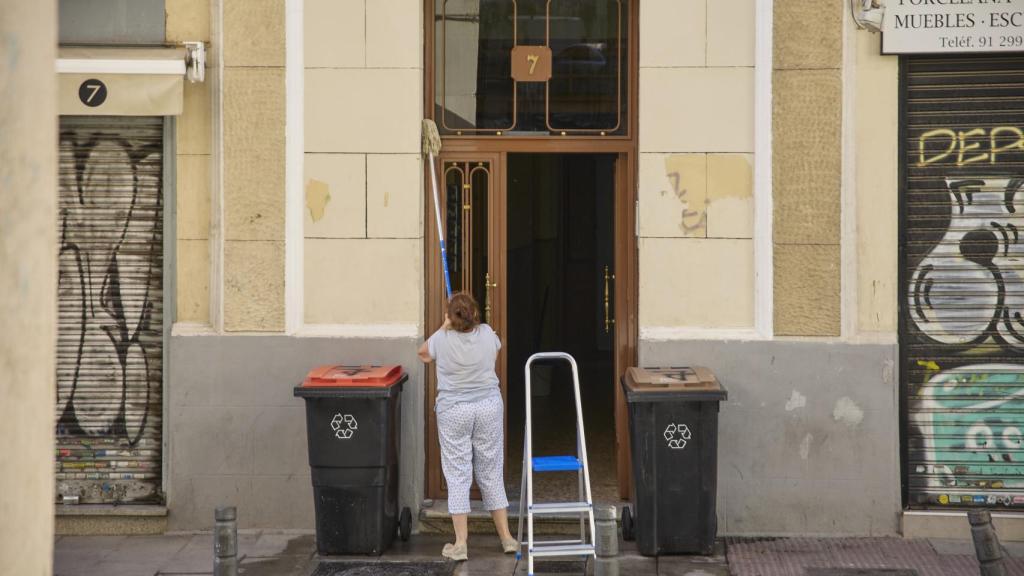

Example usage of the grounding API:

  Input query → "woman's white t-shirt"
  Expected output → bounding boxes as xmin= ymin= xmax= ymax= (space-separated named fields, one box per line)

xmin=427 ymin=324 xmax=502 ymax=414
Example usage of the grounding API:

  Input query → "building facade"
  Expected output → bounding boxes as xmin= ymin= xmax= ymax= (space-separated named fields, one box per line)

xmin=3 ymin=0 xmax=58 ymax=571
xmin=50 ymin=0 xmax=1024 ymax=539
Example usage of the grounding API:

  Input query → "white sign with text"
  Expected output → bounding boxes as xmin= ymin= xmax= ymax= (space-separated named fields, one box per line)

xmin=882 ymin=0 xmax=1024 ymax=54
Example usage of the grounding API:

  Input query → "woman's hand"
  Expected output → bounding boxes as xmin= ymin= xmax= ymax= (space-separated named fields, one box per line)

xmin=419 ymin=315 xmax=451 ymax=364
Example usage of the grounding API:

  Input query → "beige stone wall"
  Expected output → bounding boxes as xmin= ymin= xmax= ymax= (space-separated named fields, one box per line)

xmin=854 ymin=32 xmax=899 ymax=335
xmin=303 ymin=0 xmax=423 ymax=327
xmin=167 ymin=0 xmax=213 ymax=325
xmin=772 ymin=0 xmax=843 ymax=337
xmin=0 ymin=0 xmax=57 ymax=570
xmin=222 ymin=0 xmax=287 ymax=331
xmin=638 ymin=0 xmax=756 ymax=330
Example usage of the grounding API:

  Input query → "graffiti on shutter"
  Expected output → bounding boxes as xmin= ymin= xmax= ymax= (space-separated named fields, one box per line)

xmin=903 ymin=55 xmax=1024 ymax=509
xmin=56 ymin=117 xmax=164 ymax=504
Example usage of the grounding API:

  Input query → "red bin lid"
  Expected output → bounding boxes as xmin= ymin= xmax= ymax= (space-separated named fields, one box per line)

xmin=301 ymin=365 xmax=404 ymax=388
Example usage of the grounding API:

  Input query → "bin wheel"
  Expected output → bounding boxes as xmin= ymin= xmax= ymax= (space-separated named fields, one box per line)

xmin=399 ymin=507 xmax=412 ymax=541
xmin=621 ymin=505 xmax=635 ymax=541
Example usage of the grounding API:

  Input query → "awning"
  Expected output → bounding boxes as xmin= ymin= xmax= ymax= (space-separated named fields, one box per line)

xmin=57 ymin=47 xmax=188 ymax=116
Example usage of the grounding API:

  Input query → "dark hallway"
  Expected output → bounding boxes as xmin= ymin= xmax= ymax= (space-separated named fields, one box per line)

xmin=504 ymin=153 xmax=618 ymax=504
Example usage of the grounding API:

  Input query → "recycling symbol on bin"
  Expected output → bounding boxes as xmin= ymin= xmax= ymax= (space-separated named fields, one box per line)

xmin=331 ymin=413 xmax=358 ymax=440
xmin=664 ymin=423 xmax=691 ymax=450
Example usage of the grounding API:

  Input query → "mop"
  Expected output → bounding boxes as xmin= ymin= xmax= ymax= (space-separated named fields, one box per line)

xmin=422 ymin=119 xmax=452 ymax=300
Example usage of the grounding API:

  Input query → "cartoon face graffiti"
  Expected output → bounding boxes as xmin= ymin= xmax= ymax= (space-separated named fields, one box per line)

xmin=909 ymin=177 xmax=1024 ymax=348
xmin=914 ymin=365 xmax=1024 ymax=490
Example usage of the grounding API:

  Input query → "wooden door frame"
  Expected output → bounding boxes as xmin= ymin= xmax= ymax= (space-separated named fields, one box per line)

xmin=423 ymin=0 xmax=639 ymax=502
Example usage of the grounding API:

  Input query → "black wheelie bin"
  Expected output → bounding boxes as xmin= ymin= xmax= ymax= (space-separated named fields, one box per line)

xmin=294 ymin=365 xmax=411 ymax=555
xmin=620 ymin=366 xmax=727 ymax=555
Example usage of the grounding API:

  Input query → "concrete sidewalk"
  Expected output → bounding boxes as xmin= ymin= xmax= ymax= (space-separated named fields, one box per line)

xmin=53 ymin=531 xmax=318 ymax=576
xmin=54 ymin=532 xmax=1024 ymax=575
xmin=727 ymin=537 xmax=1024 ymax=576
xmin=53 ymin=531 xmax=728 ymax=576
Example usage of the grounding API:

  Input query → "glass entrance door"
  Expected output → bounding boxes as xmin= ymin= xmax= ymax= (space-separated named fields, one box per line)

xmin=425 ymin=153 xmax=507 ymax=498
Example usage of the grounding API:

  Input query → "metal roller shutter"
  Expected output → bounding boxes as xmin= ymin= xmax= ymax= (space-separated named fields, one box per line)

xmin=56 ymin=116 xmax=164 ymax=504
xmin=902 ymin=54 xmax=1024 ymax=509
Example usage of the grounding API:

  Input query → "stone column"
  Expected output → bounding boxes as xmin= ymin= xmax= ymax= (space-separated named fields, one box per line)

xmin=773 ymin=0 xmax=844 ymax=336
xmin=0 ymin=0 xmax=58 ymax=572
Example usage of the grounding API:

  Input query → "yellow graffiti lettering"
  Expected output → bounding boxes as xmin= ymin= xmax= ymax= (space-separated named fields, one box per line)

xmin=916 ymin=359 xmax=942 ymax=384
xmin=958 ymin=128 xmax=989 ymax=166
xmin=991 ymin=126 xmax=1024 ymax=164
xmin=920 ymin=126 xmax=1024 ymax=167
xmin=919 ymin=128 xmax=957 ymax=166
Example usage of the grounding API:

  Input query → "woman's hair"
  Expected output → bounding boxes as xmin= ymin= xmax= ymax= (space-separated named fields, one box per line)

xmin=447 ymin=292 xmax=481 ymax=332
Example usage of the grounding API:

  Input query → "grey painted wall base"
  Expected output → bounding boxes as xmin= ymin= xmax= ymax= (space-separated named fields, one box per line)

xmin=167 ymin=334 xmax=898 ymax=535
xmin=168 ymin=334 xmax=424 ymax=532
xmin=640 ymin=338 xmax=900 ymax=537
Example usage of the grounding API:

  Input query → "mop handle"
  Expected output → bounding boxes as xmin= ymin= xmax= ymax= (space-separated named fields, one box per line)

xmin=428 ymin=150 xmax=453 ymax=300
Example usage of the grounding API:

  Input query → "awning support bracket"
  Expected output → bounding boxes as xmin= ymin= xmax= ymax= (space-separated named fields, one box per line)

xmin=183 ymin=42 xmax=206 ymax=84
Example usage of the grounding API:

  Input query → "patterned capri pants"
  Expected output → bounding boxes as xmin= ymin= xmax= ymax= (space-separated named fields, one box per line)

xmin=436 ymin=395 xmax=508 ymax=515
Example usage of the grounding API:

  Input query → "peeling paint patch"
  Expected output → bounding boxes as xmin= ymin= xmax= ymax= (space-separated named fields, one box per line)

xmin=799 ymin=433 xmax=813 ymax=460
xmin=306 ymin=178 xmax=331 ymax=223
xmin=882 ymin=359 xmax=895 ymax=385
xmin=785 ymin=390 xmax=806 ymax=411
xmin=707 ymin=154 xmax=753 ymax=200
xmin=833 ymin=396 xmax=864 ymax=426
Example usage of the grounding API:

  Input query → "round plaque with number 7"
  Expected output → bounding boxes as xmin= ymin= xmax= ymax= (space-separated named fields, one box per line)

xmin=78 ymin=79 xmax=108 ymax=108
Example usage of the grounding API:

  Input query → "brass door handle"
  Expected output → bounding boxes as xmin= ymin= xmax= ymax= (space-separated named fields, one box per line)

xmin=604 ymin=266 xmax=615 ymax=334
xmin=485 ymin=272 xmax=498 ymax=324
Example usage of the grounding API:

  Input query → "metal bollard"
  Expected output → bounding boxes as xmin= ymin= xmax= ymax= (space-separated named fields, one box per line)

xmin=594 ymin=557 xmax=620 ymax=576
xmin=214 ymin=506 xmax=238 ymax=576
xmin=594 ymin=504 xmax=619 ymax=558
xmin=968 ymin=510 xmax=1007 ymax=576
xmin=593 ymin=505 xmax=620 ymax=576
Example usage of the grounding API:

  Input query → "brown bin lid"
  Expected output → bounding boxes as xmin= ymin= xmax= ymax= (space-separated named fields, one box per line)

xmin=623 ymin=366 xmax=722 ymax=392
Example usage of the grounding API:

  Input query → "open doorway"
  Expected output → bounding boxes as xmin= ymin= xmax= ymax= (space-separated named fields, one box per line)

xmin=505 ymin=153 xmax=618 ymax=503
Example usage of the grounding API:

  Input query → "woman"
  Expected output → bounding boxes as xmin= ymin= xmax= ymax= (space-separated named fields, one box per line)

xmin=418 ymin=292 xmax=518 ymax=561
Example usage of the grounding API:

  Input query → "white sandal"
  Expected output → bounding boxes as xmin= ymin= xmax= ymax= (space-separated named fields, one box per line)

xmin=442 ymin=542 xmax=468 ymax=561
xmin=501 ymin=538 xmax=520 ymax=554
